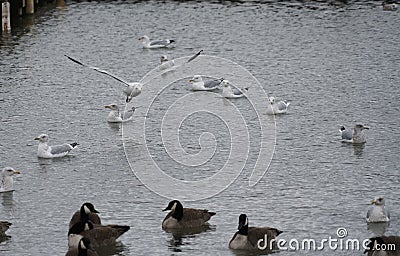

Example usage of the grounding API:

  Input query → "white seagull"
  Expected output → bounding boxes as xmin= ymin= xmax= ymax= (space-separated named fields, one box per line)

xmin=366 ymin=197 xmax=390 ymax=223
xmin=159 ymin=55 xmax=175 ymax=70
xmin=189 ymin=75 xmax=223 ymax=91
xmin=340 ymin=124 xmax=369 ymax=144
xmin=266 ymin=96 xmax=290 ymax=115
xmin=0 ymin=167 xmax=21 ymax=193
xmin=138 ymin=35 xmax=175 ymax=49
xmin=34 ymin=134 xmax=78 ymax=158
xmin=65 ymin=55 xmax=142 ymax=103
xmin=104 ymin=104 xmax=137 ymax=123
xmin=221 ymin=80 xmax=248 ymax=98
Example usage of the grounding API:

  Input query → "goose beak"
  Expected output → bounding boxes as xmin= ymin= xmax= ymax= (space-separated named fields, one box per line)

xmin=34 ymin=137 xmax=40 ymax=140
xmin=93 ymin=209 xmax=100 ymax=214
xmin=162 ymin=207 xmax=169 ymax=212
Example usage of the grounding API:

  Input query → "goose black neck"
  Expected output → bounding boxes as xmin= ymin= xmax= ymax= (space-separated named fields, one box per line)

xmin=172 ymin=202 xmax=184 ymax=221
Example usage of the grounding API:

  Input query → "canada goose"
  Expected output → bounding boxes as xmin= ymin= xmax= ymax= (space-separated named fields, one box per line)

xmin=266 ymin=96 xmax=290 ymax=115
xmin=34 ymin=134 xmax=78 ymax=158
xmin=104 ymin=104 xmax=137 ymax=123
xmin=188 ymin=75 xmax=223 ymax=91
xmin=65 ymin=237 xmax=98 ymax=256
xmin=68 ymin=216 xmax=130 ymax=248
xmin=366 ymin=197 xmax=390 ymax=223
xmin=65 ymin=55 xmax=142 ymax=103
xmin=0 ymin=167 xmax=21 ymax=193
xmin=221 ymin=80 xmax=248 ymax=98
xmin=162 ymin=200 xmax=216 ymax=229
xmin=69 ymin=203 xmax=101 ymax=229
xmin=365 ymin=236 xmax=400 ymax=256
xmin=138 ymin=35 xmax=175 ymax=49
xmin=340 ymin=124 xmax=369 ymax=143
xmin=229 ymin=214 xmax=282 ymax=251
xmin=0 ymin=221 xmax=12 ymax=237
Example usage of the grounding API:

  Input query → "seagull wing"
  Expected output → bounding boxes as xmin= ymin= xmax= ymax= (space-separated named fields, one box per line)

xmin=186 ymin=50 xmax=203 ymax=63
xmin=65 ymin=55 xmax=131 ymax=87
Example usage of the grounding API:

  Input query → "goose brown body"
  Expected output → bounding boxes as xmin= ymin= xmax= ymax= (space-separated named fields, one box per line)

xmin=162 ymin=200 xmax=216 ymax=229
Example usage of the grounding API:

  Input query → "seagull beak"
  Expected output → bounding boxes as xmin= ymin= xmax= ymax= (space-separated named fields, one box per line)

xmin=364 ymin=126 xmax=370 ymax=130
xmin=371 ymin=199 xmax=376 ymax=205
xmin=34 ymin=137 xmax=40 ymax=140
xmin=14 ymin=170 xmax=21 ymax=174
xmin=188 ymin=79 xmax=194 ymax=83
xmin=105 ymin=105 xmax=111 ymax=109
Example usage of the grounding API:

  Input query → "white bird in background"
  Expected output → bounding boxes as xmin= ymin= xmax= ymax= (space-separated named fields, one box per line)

xmin=138 ymin=35 xmax=175 ymax=49
xmin=221 ymin=80 xmax=248 ymax=98
xmin=340 ymin=124 xmax=369 ymax=144
xmin=34 ymin=134 xmax=78 ymax=158
xmin=65 ymin=55 xmax=142 ymax=103
xmin=104 ymin=104 xmax=138 ymax=123
xmin=0 ymin=167 xmax=21 ymax=193
xmin=382 ymin=1 xmax=398 ymax=11
xmin=366 ymin=197 xmax=390 ymax=223
xmin=266 ymin=96 xmax=290 ymax=115
xmin=189 ymin=75 xmax=223 ymax=91
xmin=159 ymin=55 xmax=175 ymax=70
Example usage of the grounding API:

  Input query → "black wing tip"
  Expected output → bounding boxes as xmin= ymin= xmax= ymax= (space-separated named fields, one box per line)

xmin=70 ymin=143 xmax=79 ymax=148
xmin=170 ymin=40 xmax=175 ymax=43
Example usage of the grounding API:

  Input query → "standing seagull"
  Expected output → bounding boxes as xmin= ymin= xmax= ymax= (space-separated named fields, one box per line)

xmin=162 ymin=200 xmax=216 ymax=229
xmin=104 ymin=104 xmax=137 ymax=123
xmin=366 ymin=197 xmax=390 ymax=223
xmin=34 ymin=134 xmax=78 ymax=158
xmin=266 ymin=96 xmax=290 ymax=115
xmin=138 ymin=35 xmax=175 ymax=49
xmin=340 ymin=124 xmax=369 ymax=144
xmin=189 ymin=75 xmax=223 ymax=91
xmin=0 ymin=167 xmax=21 ymax=193
xmin=221 ymin=80 xmax=248 ymax=99
xmin=229 ymin=214 xmax=282 ymax=251
xmin=65 ymin=55 xmax=142 ymax=103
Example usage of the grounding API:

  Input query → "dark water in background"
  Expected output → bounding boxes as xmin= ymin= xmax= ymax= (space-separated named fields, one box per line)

xmin=0 ymin=1 xmax=399 ymax=255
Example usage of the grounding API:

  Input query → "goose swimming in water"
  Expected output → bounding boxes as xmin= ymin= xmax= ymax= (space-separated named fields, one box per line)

xmin=229 ymin=214 xmax=282 ymax=251
xmin=0 ymin=167 xmax=21 ymax=193
xmin=69 ymin=202 xmax=101 ymax=229
xmin=34 ymin=134 xmax=78 ymax=158
xmin=162 ymin=200 xmax=216 ymax=229
xmin=0 ymin=221 xmax=12 ymax=238
xmin=65 ymin=237 xmax=98 ymax=256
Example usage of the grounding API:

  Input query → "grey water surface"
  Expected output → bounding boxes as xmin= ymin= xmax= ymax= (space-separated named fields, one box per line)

xmin=0 ymin=1 xmax=399 ymax=255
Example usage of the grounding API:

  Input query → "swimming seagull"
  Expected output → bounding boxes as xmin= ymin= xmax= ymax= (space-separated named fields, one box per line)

xmin=366 ymin=197 xmax=390 ymax=223
xmin=0 ymin=167 xmax=21 ymax=193
xmin=34 ymin=134 xmax=78 ymax=158
xmin=65 ymin=237 xmax=98 ymax=256
xmin=159 ymin=55 xmax=175 ymax=70
xmin=162 ymin=200 xmax=216 ymax=229
xmin=65 ymin=55 xmax=142 ymax=102
xmin=104 ymin=104 xmax=137 ymax=123
xmin=188 ymin=75 xmax=223 ymax=91
xmin=266 ymin=96 xmax=290 ymax=115
xmin=138 ymin=35 xmax=175 ymax=49
xmin=221 ymin=80 xmax=248 ymax=98
xmin=365 ymin=236 xmax=400 ymax=256
xmin=69 ymin=202 xmax=101 ymax=229
xmin=0 ymin=221 xmax=12 ymax=238
xmin=382 ymin=1 xmax=398 ymax=11
xmin=340 ymin=124 xmax=369 ymax=144
xmin=229 ymin=214 xmax=282 ymax=251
